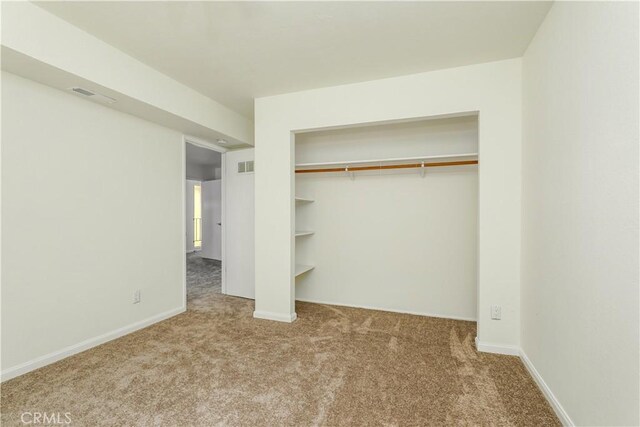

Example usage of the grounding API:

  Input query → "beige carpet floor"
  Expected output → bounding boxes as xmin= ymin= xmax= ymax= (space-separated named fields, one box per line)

xmin=1 ymin=256 xmax=559 ymax=426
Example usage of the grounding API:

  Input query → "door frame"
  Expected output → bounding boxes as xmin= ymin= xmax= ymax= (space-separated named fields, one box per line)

xmin=182 ymin=135 xmax=228 ymax=309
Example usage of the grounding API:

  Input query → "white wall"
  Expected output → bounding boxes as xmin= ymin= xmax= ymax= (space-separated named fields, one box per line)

xmin=255 ymin=58 xmax=522 ymax=349
xmin=1 ymin=72 xmax=184 ymax=378
xmin=295 ymin=116 xmax=478 ymax=320
xmin=186 ymin=164 xmax=221 ymax=182
xmin=295 ymin=115 xmax=478 ymax=164
xmin=521 ymin=2 xmax=639 ymax=426
xmin=185 ymin=180 xmax=199 ymax=253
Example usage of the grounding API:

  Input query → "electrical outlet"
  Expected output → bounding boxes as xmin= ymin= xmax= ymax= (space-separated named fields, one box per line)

xmin=133 ymin=290 xmax=141 ymax=304
xmin=491 ymin=305 xmax=501 ymax=320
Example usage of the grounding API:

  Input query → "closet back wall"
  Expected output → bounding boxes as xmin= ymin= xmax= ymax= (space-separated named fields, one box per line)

xmin=295 ymin=116 xmax=478 ymax=320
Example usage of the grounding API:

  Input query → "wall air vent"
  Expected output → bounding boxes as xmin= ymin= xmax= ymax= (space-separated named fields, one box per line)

xmin=69 ymin=87 xmax=117 ymax=104
xmin=237 ymin=160 xmax=255 ymax=174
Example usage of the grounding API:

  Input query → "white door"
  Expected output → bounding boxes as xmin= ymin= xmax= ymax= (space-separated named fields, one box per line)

xmin=201 ymin=180 xmax=222 ymax=260
xmin=185 ymin=180 xmax=199 ymax=253
xmin=225 ymin=148 xmax=255 ymax=299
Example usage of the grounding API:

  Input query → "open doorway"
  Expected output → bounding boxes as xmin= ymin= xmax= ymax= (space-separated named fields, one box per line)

xmin=185 ymin=140 xmax=223 ymax=308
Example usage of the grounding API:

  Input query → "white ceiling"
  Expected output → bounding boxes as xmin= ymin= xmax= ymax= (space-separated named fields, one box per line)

xmin=186 ymin=143 xmax=221 ymax=181
xmin=36 ymin=1 xmax=551 ymax=119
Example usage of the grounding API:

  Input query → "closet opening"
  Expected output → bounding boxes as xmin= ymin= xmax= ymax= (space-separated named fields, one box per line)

xmin=293 ymin=113 xmax=479 ymax=323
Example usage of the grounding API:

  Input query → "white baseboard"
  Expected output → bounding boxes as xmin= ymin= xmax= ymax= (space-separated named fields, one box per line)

xmin=253 ymin=310 xmax=297 ymax=323
xmin=520 ymin=350 xmax=574 ymax=426
xmin=295 ymin=297 xmax=476 ymax=322
xmin=472 ymin=339 xmax=573 ymax=426
xmin=474 ymin=337 xmax=520 ymax=356
xmin=1 ymin=306 xmax=186 ymax=383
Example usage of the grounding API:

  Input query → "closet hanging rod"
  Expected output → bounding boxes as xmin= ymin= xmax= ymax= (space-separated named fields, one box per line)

xmin=295 ymin=160 xmax=478 ymax=174
xmin=294 ymin=152 xmax=478 ymax=168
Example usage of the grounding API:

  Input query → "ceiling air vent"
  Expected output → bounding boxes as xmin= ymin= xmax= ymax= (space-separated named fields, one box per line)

xmin=71 ymin=87 xmax=95 ymax=96
xmin=69 ymin=87 xmax=117 ymax=104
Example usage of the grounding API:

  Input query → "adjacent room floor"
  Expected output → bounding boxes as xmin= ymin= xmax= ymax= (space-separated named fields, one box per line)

xmin=186 ymin=251 xmax=222 ymax=305
xmin=1 ymin=254 xmax=559 ymax=426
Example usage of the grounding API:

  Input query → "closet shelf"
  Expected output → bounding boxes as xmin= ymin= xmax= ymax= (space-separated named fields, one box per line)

xmin=295 ymin=264 xmax=315 ymax=277
xmin=295 ymin=152 xmax=478 ymax=168
xmin=295 ymin=230 xmax=315 ymax=237
xmin=295 ymin=196 xmax=315 ymax=203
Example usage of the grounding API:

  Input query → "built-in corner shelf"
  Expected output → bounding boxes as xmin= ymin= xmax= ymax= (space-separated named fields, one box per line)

xmin=295 ymin=196 xmax=314 ymax=203
xmin=295 ymin=195 xmax=314 ymax=279
xmin=295 ymin=264 xmax=315 ymax=277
